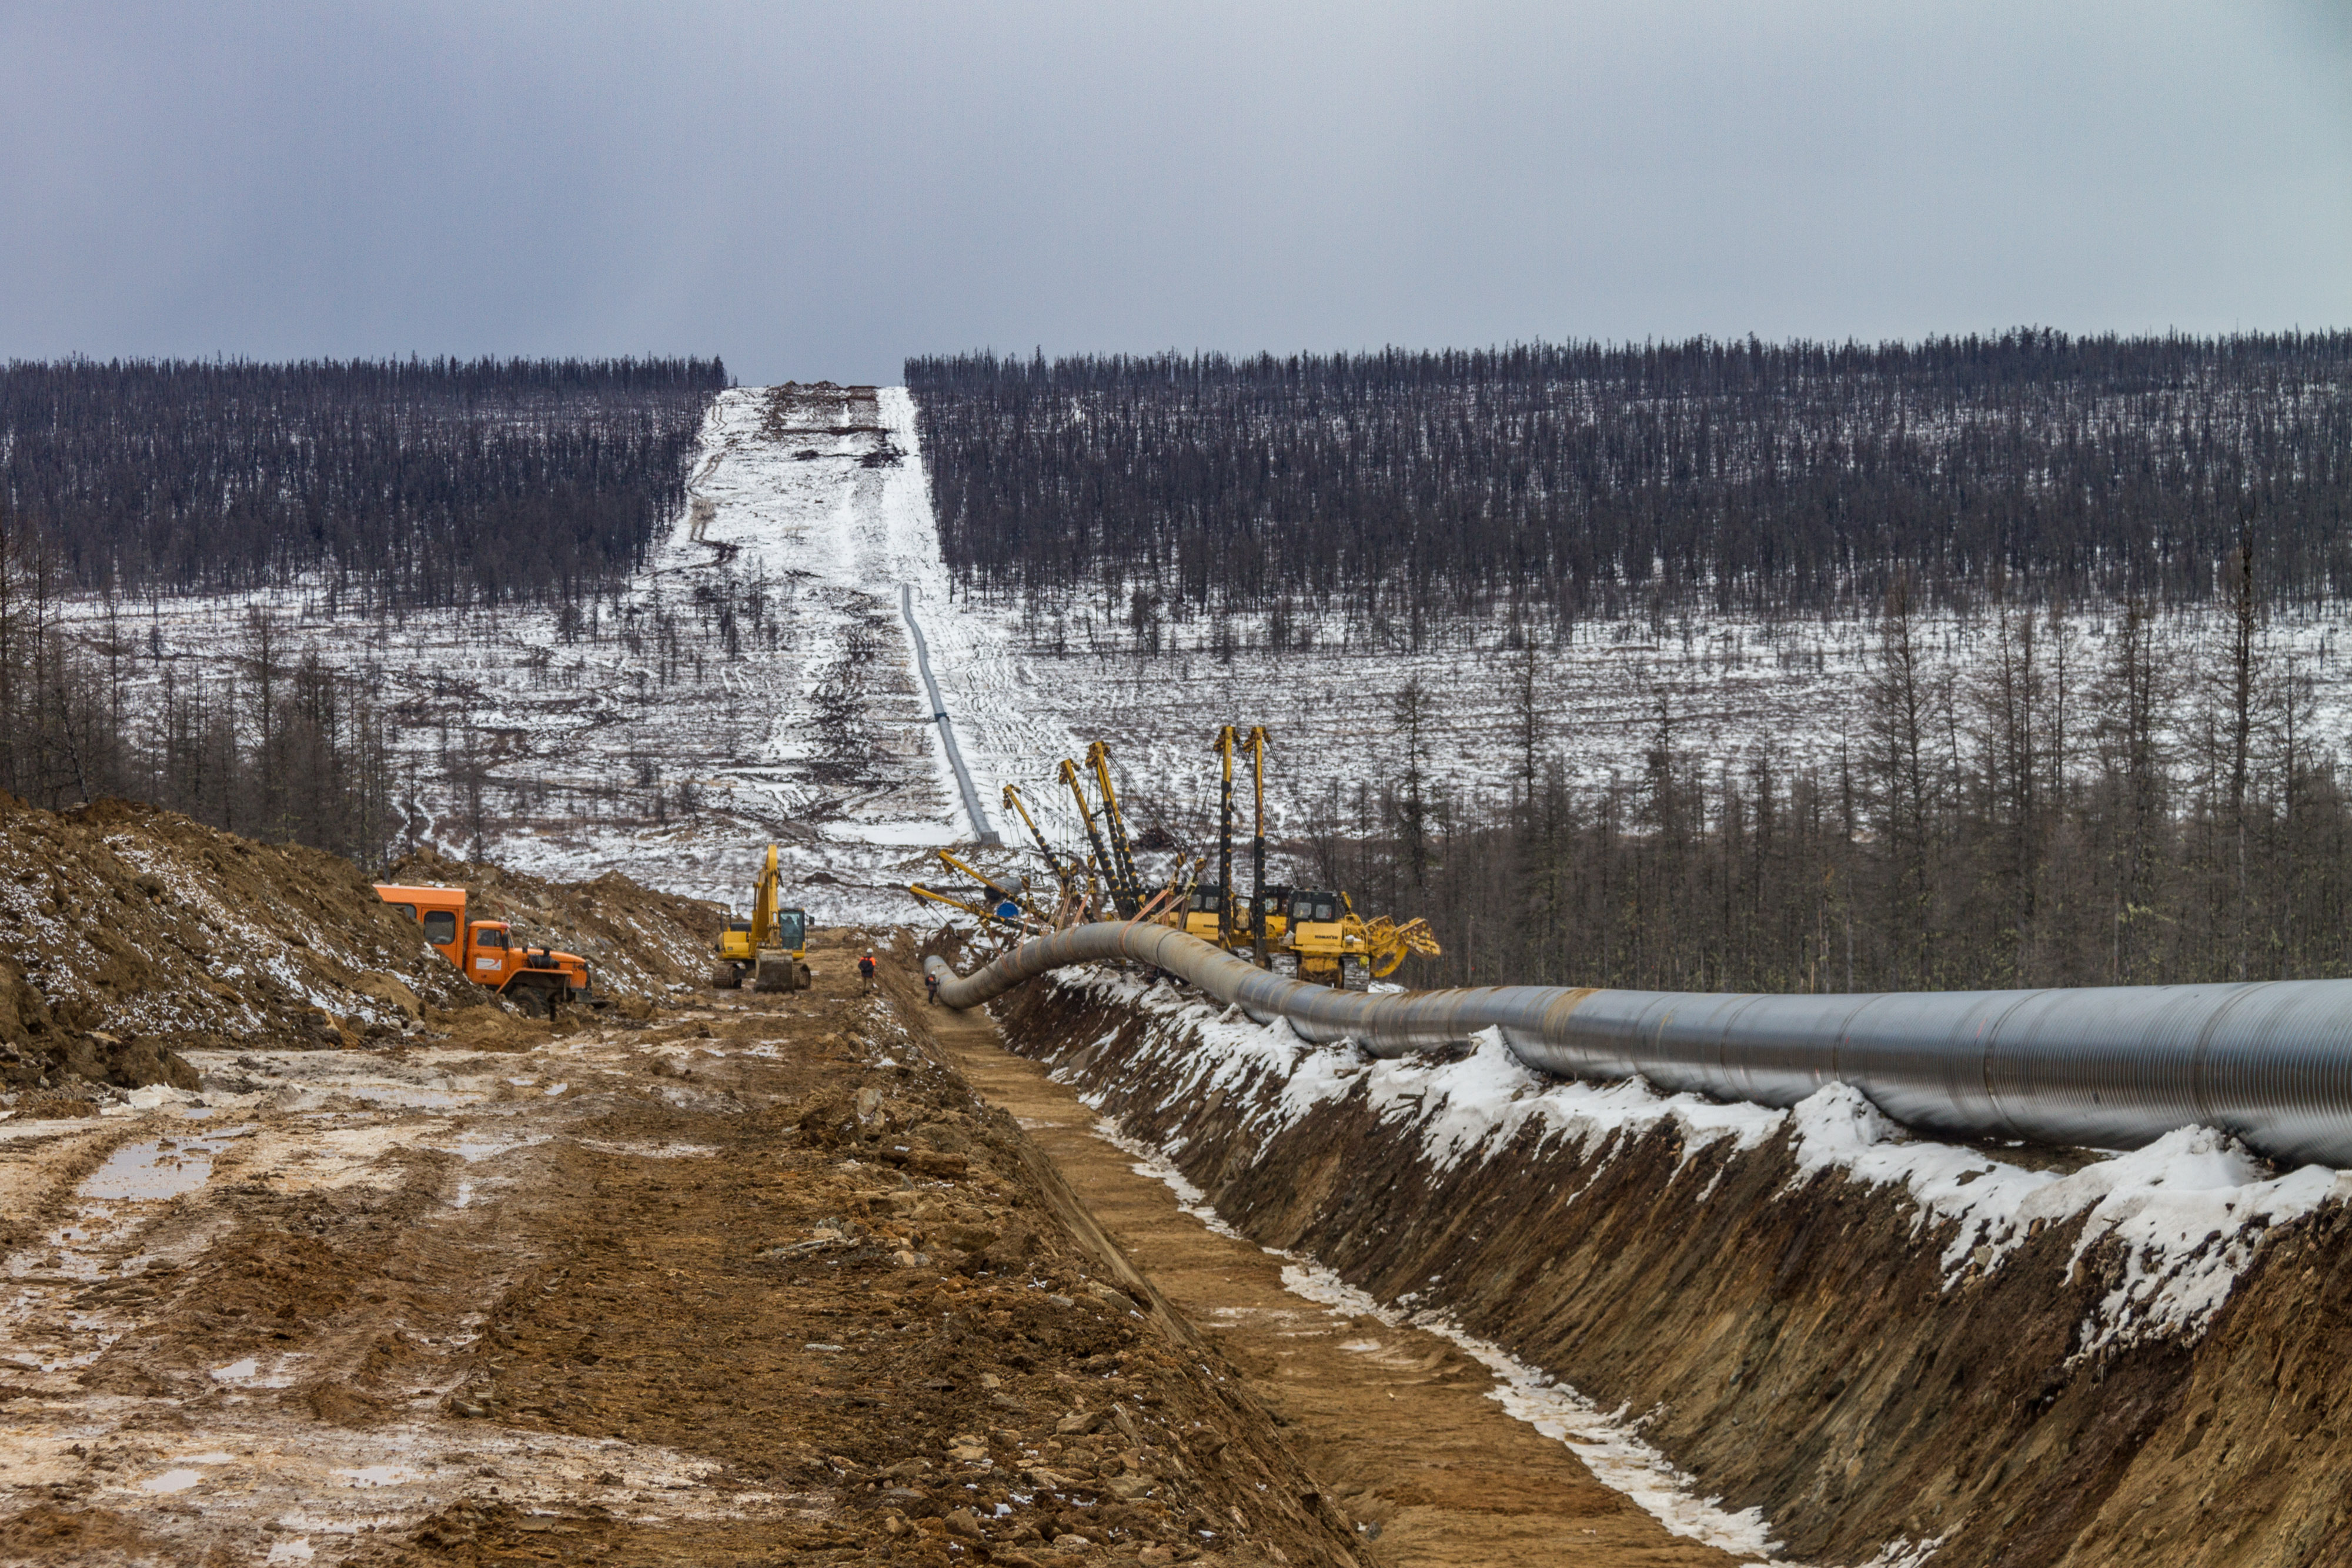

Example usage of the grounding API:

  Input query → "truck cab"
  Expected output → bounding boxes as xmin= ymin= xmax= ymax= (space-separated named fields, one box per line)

xmin=374 ymin=884 xmax=596 ymax=1016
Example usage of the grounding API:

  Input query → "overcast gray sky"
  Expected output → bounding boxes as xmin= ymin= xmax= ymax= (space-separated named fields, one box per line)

xmin=2 ymin=1 xmax=2346 ymax=385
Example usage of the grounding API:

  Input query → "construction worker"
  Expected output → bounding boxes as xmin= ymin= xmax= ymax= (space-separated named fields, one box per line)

xmin=858 ymin=952 xmax=877 ymax=995
xmin=924 ymin=970 xmax=940 ymax=1007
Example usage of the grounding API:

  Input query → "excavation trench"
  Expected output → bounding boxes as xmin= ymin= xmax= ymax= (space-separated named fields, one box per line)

xmin=984 ymin=962 xmax=2352 ymax=1568
xmin=920 ymin=980 xmax=1752 ymax=1568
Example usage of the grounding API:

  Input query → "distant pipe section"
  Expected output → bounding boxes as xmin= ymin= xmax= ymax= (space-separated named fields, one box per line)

xmin=926 ymin=923 xmax=2352 ymax=1169
xmin=900 ymin=585 xmax=1000 ymax=847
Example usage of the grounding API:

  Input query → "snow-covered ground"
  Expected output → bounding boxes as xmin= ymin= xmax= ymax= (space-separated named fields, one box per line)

xmin=71 ymin=386 xmax=980 ymax=922
xmin=63 ymin=385 xmax=2352 ymax=925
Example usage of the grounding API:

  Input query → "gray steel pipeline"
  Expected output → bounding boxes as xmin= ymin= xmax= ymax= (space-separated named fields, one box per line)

xmin=900 ymin=585 xmax=1001 ymax=847
xmin=925 ymin=922 xmax=2352 ymax=1168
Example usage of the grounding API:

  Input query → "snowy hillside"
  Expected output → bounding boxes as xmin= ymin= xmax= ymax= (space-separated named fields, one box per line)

xmin=70 ymin=386 xmax=987 ymax=922
xmin=66 ymin=385 xmax=2352 ymax=926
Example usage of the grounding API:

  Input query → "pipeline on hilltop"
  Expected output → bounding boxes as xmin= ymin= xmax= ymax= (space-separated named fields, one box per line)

xmin=926 ymin=922 xmax=2352 ymax=1169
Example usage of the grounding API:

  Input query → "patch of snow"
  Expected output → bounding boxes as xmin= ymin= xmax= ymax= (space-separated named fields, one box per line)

xmin=1791 ymin=1085 xmax=2348 ymax=1356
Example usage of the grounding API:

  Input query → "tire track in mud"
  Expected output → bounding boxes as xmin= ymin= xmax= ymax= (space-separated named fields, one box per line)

xmin=923 ymin=1001 xmax=1750 ymax=1568
xmin=1 ymin=942 xmax=1382 ymax=1568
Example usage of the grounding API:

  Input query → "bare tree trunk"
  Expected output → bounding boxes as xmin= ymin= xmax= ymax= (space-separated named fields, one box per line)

xmin=2227 ymin=530 xmax=2257 ymax=981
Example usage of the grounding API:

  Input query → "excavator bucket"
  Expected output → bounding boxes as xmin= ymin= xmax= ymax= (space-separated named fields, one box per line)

xmin=753 ymin=954 xmax=812 ymax=992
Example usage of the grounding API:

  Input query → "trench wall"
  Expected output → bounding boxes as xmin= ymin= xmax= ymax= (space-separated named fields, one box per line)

xmin=997 ymin=969 xmax=2352 ymax=1568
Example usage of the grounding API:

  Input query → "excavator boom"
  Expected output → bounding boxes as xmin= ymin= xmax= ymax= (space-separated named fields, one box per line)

xmin=910 ymin=883 xmax=1024 ymax=929
xmin=934 ymin=848 xmax=1027 ymax=911
xmin=1245 ymin=726 xmax=1271 ymax=964
xmin=749 ymin=844 xmax=781 ymax=952
xmin=1213 ymin=726 xmax=1237 ymax=948
xmin=1002 ymin=784 xmax=1074 ymax=890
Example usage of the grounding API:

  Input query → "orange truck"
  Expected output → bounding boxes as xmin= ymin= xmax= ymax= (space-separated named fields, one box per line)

xmin=373 ymin=883 xmax=598 ymax=1017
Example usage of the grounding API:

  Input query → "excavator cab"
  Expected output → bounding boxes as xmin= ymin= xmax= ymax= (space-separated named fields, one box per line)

xmin=1253 ymin=885 xmax=1293 ymax=946
xmin=774 ymin=908 xmax=807 ymax=954
xmin=1288 ymin=890 xmax=1344 ymax=927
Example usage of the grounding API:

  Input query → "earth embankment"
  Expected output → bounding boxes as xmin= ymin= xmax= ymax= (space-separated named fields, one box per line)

xmin=0 ymin=797 xmax=723 ymax=1106
xmin=994 ymin=967 xmax=2352 ymax=1567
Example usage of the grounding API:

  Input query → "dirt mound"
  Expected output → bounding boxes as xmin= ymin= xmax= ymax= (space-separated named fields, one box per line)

xmin=386 ymin=844 xmax=723 ymax=999
xmin=0 ymin=798 xmax=726 ymax=1105
xmin=0 ymin=795 xmax=483 ymax=1096
xmin=999 ymin=971 xmax=2352 ymax=1568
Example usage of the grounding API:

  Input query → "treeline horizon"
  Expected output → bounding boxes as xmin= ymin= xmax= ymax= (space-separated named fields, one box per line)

xmin=1289 ymin=560 xmax=2352 ymax=995
xmin=908 ymin=330 xmax=2352 ymax=638
xmin=2 ymin=356 xmax=725 ymax=609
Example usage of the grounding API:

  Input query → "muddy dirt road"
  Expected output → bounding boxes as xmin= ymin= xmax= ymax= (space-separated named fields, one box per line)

xmin=4 ymin=928 xmax=1765 ymax=1568
xmin=1 ymin=940 xmax=1388 ymax=1567
xmin=922 ymin=1000 xmax=1750 ymax=1568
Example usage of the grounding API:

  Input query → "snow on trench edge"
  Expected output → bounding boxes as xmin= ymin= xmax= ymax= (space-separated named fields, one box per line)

xmin=1043 ymin=965 xmax=2352 ymax=1560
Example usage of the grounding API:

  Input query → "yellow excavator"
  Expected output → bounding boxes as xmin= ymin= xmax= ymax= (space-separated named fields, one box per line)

xmin=712 ymin=844 xmax=813 ymax=992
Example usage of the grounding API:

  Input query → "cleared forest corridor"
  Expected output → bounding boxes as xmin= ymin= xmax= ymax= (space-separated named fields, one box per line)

xmin=927 ymin=1001 xmax=1748 ymax=1568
